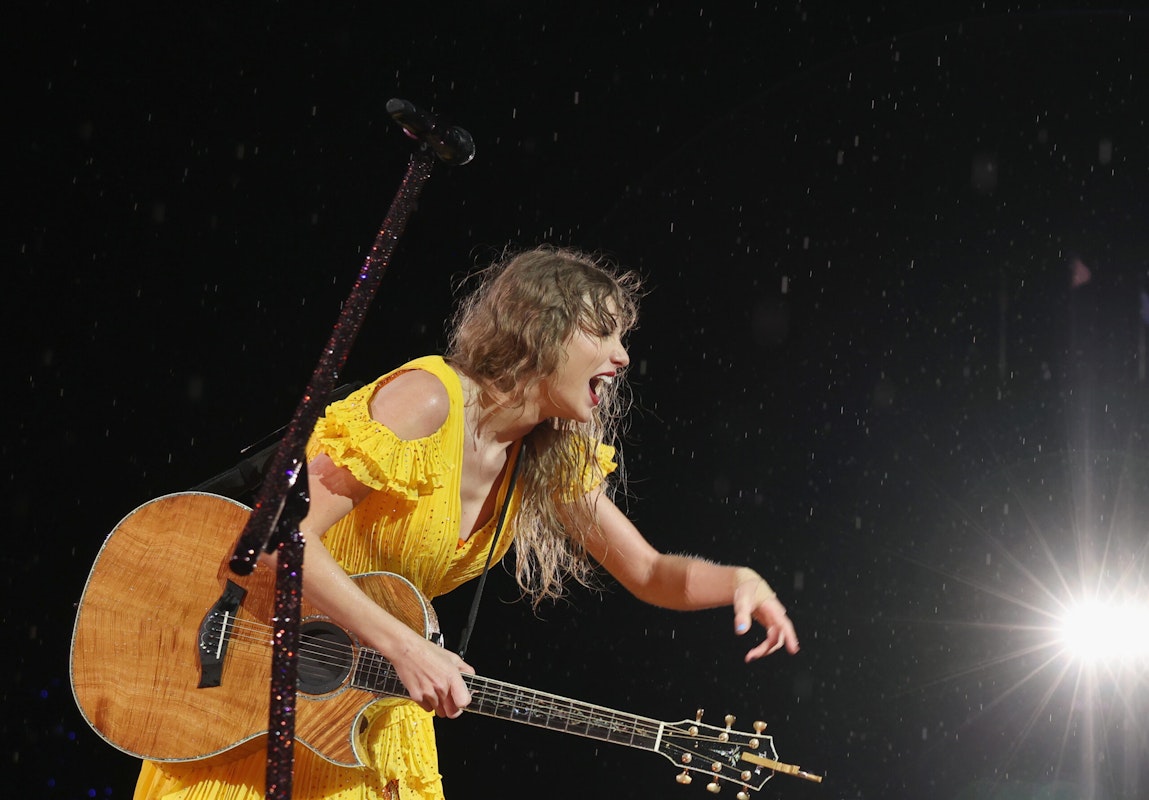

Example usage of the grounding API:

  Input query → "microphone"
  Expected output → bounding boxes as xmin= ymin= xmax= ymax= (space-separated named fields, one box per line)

xmin=386 ymin=98 xmax=475 ymax=166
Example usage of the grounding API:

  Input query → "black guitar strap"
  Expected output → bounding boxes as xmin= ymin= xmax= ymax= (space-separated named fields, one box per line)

xmin=457 ymin=440 xmax=524 ymax=659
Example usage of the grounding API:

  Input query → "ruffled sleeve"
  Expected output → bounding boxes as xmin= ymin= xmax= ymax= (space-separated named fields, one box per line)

xmin=579 ymin=442 xmax=618 ymax=494
xmin=307 ymin=379 xmax=451 ymax=503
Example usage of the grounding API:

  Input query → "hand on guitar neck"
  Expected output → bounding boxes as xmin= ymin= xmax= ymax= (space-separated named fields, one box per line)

xmin=259 ymin=527 xmax=476 ymax=720
xmin=260 ymin=451 xmax=478 ymax=720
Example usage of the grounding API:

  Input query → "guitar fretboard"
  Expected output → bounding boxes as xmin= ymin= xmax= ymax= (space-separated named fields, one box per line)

xmin=353 ymin=650 xmax=663 ymax=750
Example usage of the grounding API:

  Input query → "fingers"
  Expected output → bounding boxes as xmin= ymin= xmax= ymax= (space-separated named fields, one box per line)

xmin=736 ymin=601 xmax=800 ymax=661
xmin=413 ymin=670 xmax=472 ymax=718
xmin=432 ymin=672 xmax=473 ymax=719
xmin=440 ymin=655 xmax=473 ymax=718
xmin=732 ymin=575 xmax=779 ymax=637
xmin=744 ymin=627 xmax=784 ymax=662
xmin=781 ymin=617 xmax=800 ymax=654
xmin=397 ymin=642 xmax=475 ymax=718
xmin=731 ymin=582 xmax=758 ymax=636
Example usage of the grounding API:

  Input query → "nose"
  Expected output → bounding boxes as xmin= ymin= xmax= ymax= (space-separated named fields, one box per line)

xmin=611 ymin=336 xmax=630 ymax=369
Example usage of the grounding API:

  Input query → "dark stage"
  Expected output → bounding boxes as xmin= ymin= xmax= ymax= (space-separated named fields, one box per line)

xmin=10 ymin=3 xmax=1149 ymax=799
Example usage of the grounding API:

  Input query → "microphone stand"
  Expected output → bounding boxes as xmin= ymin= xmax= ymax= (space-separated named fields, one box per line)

xmin=227 ymin=99 xmax=475 ymax=800
xmin=193 ymin=382 xmax=363 ymax=502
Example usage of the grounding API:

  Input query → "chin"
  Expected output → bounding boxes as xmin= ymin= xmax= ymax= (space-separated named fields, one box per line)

xmin=564 ymin=407 xmax=594 ymax=425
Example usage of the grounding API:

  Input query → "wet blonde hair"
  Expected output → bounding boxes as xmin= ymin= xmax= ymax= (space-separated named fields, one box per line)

xmin=445 ymin=245 xmax=642 ymax=605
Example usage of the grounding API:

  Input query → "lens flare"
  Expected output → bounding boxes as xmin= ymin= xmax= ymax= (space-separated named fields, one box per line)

xmin=1059 ymin=599 xmax=1149 ymax=664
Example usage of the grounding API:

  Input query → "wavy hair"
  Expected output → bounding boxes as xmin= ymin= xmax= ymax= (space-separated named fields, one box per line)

xmin=445 ymin=245 xmax=642 ymax=605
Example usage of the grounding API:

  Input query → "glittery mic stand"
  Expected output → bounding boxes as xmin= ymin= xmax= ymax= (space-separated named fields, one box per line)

xmin=227 ymin=99 xmax=475 ymax=800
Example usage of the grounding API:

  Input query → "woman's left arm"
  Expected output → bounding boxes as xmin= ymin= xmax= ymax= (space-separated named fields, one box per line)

xmin=581 ymin=489 xmax=799 ymax=661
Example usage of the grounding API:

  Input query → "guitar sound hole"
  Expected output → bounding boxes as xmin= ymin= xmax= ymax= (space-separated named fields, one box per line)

xmin=298 ymin=620 xmax=353 ymax=695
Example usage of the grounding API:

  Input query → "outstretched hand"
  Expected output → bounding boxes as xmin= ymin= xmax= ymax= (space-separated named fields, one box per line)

xmin=733 ymin=574 xmax=800 ymax=661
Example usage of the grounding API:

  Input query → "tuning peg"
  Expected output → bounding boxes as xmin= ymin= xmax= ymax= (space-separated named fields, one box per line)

xmin=685 ymin=708 xmax=706 ymax=736
xmin=736 ymin=790 xmax=750 ymax=800
xmin=676 ymin=769 xmax=693 ymax=785
xmin=749 ymin=720 xmax=767 ymax=749
xmin=719 ymin=714 xmax=735 ymax=742
xmin=706 ymin=780 xmax=722 ymax=793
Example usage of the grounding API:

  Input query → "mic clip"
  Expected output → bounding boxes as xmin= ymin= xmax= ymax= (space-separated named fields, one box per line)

xmin=386 ymin=98 xmax=475 ymax=166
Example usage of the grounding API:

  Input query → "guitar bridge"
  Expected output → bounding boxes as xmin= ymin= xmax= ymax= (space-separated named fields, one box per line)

xmin=197 ymin=579 xmax=246 ymax=688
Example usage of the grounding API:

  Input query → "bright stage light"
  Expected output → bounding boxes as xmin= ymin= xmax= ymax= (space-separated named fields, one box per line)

xmin=1058 ymin=598 xmax=1149 ymax=664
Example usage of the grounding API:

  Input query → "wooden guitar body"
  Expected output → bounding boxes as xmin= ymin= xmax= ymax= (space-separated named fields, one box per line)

xmin=70 ymin=492 xmax=431 ymax=766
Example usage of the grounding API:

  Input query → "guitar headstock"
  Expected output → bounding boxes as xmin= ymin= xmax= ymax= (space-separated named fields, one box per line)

xmin=656 ymin=710 xmax=821 ymax=797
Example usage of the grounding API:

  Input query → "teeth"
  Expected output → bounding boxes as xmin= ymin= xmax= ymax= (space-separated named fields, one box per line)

xmin=598 ymin=375 xmax=614 ymax=386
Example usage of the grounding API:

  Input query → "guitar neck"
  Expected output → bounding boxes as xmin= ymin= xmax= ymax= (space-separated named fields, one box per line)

xmin=354 ymin=650 xmax=663 ymax=751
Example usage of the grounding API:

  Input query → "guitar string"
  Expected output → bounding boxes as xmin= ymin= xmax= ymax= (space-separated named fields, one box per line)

xmin=209 ymin=616 xmax=773 ymax=752
xmin=204 ymin=616 xmax=777 ymax=764
xmin=215 ymin=614 xmax=671 ymax=740
xmin=202 ymin=620 xmax=777 ymax=787
xmin=215 ymin=618 xmax=670 ymax=739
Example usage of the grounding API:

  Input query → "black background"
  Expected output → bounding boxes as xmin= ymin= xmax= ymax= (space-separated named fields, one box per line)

xmin=9 ymin=3 xmax=1149 ymax=799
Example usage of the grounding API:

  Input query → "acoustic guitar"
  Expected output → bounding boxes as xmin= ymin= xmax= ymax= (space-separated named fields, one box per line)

xmin=70 ymin=492 xmax=819 ymax=794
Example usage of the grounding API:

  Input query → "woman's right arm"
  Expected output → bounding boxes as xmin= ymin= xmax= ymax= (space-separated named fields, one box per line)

xmin=274 ymin=369 xmax=475 ymax=718
xmin=293 ymin=455 xmax=473 ymax=718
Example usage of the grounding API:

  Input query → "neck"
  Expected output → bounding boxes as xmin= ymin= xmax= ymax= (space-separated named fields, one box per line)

xmin=461 ymin=374 xmax=545 ymax=451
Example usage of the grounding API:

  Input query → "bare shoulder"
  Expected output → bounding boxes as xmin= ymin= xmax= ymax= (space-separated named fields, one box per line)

xmin=367 ymin=369 xmax=450 ymax=440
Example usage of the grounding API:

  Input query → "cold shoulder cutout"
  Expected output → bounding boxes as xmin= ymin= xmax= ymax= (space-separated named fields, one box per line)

xmin=307 ymin=358 xmax=458 ymax=505
xmin=368 ymin=368 xmax=451 ymax=441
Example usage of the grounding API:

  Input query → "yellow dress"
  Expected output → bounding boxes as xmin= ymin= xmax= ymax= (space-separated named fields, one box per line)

xmin=134 ymin=356 xmax=615 ymax=800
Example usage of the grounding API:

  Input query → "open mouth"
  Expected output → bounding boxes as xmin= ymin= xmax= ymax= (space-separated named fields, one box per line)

xmin=590 ymin=374 xmax=614 ymax=404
